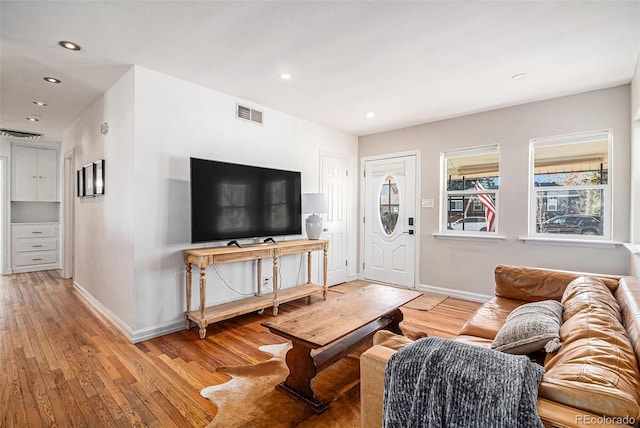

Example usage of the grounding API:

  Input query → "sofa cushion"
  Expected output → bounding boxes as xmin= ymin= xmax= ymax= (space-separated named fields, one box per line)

xmin=459 ymin=296 xmax=525 ymax=340
xmin=562 ymin=276 xmax=621 ymax=323
xmin=494 ymin=265 xmax=620 ymax=302
xmin=539 ymin=276 xmax=640 ymax=419
xmin=491 ymin=300 xmax=563 ymax=354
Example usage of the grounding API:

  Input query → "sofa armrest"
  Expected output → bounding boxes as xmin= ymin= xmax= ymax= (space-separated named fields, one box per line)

xmin=538 ymin=398 xmax=636 ymax=427
xmin=360 ymin=345 xmax=396 ymax=428
xmin=358 ymin=345 xmax=637 ymax=428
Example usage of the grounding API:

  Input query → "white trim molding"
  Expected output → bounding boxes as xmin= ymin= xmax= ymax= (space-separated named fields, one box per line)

xmin=73 ymin=280 xmax=185 ymax=343
xmin=417 ymin=283 xmax=491 ymax=303
xmin=519 ymin=236 xmax=622 ymax=249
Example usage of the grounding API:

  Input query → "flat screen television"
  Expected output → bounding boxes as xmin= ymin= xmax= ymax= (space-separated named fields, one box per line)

xmin=190 ymin=157 xmax=302 ymax=243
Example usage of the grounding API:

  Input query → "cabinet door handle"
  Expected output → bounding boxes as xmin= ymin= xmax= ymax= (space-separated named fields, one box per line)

xmin=32 ymin=258 xmax=43 ymax=261
xmin=32 ymin=231 xmax=43 ymax=234
xmin=32 ymin=245 xmax=43 ymax=248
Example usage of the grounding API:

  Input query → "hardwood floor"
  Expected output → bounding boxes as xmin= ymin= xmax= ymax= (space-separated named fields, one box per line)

xmin=1 ymin=271 xmax=481 ymax=427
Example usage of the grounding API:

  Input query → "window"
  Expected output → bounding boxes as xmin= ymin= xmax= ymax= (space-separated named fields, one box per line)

xmin=441 ymin=145 xmax=499 ymax=233
xmin=530 ymin=130 xmax=611 ymax=240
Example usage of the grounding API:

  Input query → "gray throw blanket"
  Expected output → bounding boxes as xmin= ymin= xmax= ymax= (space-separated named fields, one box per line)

xmin=383 ymin=337 xmax=544 ymax=428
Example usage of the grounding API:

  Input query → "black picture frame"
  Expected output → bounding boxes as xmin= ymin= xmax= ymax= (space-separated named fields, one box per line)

xmin=94 ymin=159 xmax=105 ymax=195
xmin=84 ymin=163 xmax=95 ymax=197
xmin=77 ymin=169 xmax=84 ymax=197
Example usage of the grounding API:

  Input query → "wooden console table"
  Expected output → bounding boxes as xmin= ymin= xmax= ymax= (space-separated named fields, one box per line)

xmin=183 ymin=239 xmax=328 ymax=339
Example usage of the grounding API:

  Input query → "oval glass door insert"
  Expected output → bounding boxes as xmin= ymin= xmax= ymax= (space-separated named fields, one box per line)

xmin=379 ymin=175 xmax=399 ymax=235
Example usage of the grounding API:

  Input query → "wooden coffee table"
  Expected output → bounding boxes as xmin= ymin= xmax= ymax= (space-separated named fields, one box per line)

xmin=261 ymin=283 xmax=421 ymax=412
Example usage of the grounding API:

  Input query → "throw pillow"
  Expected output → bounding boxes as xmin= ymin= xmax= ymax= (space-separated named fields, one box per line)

xmin=491 ymin=300 xmax=563 ymax=354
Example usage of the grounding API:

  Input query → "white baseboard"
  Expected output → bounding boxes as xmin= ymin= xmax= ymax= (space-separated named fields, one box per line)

xmin=72 ymin=280 xmax=186 ymax=343
xmin=131 ymin=320 xmax=186 ymax=343
xmin=417 ymin=283 xmax=491 ymax=303
xmin=73 ymin=280 xmax=135 ymax=341
xmin=355 ymin=273 xmax=491 ymax=302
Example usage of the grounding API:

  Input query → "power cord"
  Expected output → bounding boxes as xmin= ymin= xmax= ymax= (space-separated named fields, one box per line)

xmin=211 ymin=264 xmax=256 ymax=296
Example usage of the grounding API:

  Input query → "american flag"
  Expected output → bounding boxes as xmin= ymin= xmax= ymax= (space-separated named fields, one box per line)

xmin=474 ymin=181 xmax=496 ymax=232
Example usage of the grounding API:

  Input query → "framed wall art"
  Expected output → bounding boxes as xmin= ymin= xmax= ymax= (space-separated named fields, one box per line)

xmin=84 ymin=163 xmax=95 ymax=197
xmin=94 ymin=159 xmax=105 ymax=195
xmin=77 ymin=169 xmax=84 ymax=197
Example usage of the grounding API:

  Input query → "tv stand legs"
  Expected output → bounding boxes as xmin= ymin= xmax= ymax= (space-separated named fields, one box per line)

xmin=199 ymin=323 xmax=207 ymax=339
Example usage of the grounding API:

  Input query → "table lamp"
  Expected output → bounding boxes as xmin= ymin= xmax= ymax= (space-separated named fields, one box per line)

xmin=302 ymin=193 xmax=328 ymax=240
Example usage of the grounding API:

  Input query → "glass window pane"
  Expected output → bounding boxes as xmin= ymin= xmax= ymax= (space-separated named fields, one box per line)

xmin=534 ymin=139 xmax=608 ymax=186
xmin=447 ymin=152 xmax=499 ymax=191
xmin=535 ymin=189 xmax=604 ymax=236
xmin=379 ymin=175 xmax=399 ymax=235
xmin=446 ymin=194 xmax=495 ymax=232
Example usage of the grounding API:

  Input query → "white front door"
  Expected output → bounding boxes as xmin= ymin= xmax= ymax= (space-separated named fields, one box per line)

xmin=364 ymin=155 xmax=417 ymax=287
xmin=321 ymin=153 xmax=349 ymax=285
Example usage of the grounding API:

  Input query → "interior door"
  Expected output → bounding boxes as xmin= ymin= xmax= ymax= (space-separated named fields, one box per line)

xmin=37 ymin=148 xmax=58 ymax=201
xmin=321 ymin=153 xmax=348 ymax=285
xmin=364 ymin=155 xmax=416 ymax=287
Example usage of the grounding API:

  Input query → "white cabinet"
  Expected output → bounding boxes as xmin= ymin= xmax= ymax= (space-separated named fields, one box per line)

xmin=12 ymin=145 xmax=59 ymax=201
xmin=11 ymin=223 xmax=60 ymax=273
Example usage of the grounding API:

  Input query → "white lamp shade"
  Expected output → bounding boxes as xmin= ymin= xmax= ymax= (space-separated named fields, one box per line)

xmin=302 ymin=193 xmax=328 ymax=214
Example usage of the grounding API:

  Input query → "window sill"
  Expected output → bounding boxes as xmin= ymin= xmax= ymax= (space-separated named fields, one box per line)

xmin=623 ymin=243 xmax=640 ymax=255
xmin=433 ymin=232 xmax=507 ymax=242
xmin=519 ymin=237 xmax=622 ymax=249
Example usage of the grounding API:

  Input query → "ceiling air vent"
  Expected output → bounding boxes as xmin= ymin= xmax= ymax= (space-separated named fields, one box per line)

xmin=236 ymin=104 xmax=263 ymax=125
xmin=0 ymin=129 xmax=42 ymax=140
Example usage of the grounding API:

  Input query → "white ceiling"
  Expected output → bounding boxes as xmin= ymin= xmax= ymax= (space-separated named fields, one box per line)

xmin=1 ymin=1 xmax=639 ymax=142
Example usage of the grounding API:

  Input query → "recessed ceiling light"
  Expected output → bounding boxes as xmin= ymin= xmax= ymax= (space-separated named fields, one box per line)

xmin=26 ymin=116 xmax=40 ymax=122
xmin=44 ymin=77 xmax=61 ymax=84
xmin=33 ymin=100 xmax=48 ymax=106
xmin=280 ymin=73 xmax=291 ymax=80
xmin=366 ymin=112 xmax=375 ymax=119
xmin=59 ymin=40 xmax=81 ymax=51
xmin=511 ymin=73 xmax=527 ymax=80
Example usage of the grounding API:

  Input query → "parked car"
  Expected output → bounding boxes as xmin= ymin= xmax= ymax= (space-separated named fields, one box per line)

xmin=538 ymin=214 xmax=602 ymax=235
xmin=448 ymin=216 xmax=487 ymax=232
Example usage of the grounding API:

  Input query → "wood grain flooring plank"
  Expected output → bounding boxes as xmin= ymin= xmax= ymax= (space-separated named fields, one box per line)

xmin=65 ymin=377 xmax=104 ymax=427
xmin=115 ymin=378 xmax=158 ymax=426
xmin=56 ymin=380 xmax=89 ymax=427
xmin=40 ymin=368 xmax=73 ymax=428
xmin=27 ymin=310 xmax=61 ymax=372
xmin=12 ymin=349 xmax=44 ymax=428
xmin=24 ymin=356 xmax=57 ymax=427
xmin=150 ymin=389 xmax=201 ymax=427
xmin=13 ymin=312 xmax=35 ymax=359
xmin=62 ymin=346 xmax=99 ymax=400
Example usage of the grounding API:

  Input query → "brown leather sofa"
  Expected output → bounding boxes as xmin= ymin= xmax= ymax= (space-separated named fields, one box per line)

xmin=360 ymin=265 xmax=640 ymax=427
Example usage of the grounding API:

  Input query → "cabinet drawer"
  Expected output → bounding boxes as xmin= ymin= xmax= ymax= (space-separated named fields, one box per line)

xmin=15 ymin=237 xmax=57 ymax=253
xmin=13 ymin=224 xmax=57 ymax=238
xmin=14 ymin=251 xmax=57 ymax=267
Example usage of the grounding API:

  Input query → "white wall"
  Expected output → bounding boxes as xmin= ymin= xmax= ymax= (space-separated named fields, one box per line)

xmin=62 ymin=68 xmax=137 ymax=332
xmin=63 ymin=66 xmax=358 ymax=342
xmin=360 ymin=85 xmax=632 ymax=297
